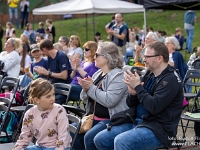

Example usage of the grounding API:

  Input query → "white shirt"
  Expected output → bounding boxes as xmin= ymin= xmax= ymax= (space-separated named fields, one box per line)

xmin=19 ymin=54 xmax=32 ymax=68
xmin=0 ymin=50 xmax=20 ymax=77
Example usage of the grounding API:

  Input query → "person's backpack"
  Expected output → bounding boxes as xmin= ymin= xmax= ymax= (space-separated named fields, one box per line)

xmin=0 ymin=111 xmax=18 ymax=142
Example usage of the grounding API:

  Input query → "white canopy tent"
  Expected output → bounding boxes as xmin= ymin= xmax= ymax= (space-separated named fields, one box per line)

xmin=33 ymin=0 xmax=146 ymax=40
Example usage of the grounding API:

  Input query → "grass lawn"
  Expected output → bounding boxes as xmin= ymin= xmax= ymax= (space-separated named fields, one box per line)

xmin=9 ymin=10 xmax=200 ymax=62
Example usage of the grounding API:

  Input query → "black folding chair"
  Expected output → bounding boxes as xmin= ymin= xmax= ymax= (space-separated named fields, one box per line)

xmin=0 ymin=105 xmax=12 ymax=142
xmin=0 ymin=76 xmax=20 ymax=104
xmin=68 ymin=114 xmax=81 ymax=150
xmin=181 ymin=88 xmax=200 ymax=141
xmin=182 ymin=69 xmax=200 ymax=111
xmin=63 ymin=105 xmax=85 ymax=118
xmin=12 ymin=104 xmax=34 ymax=142
xmin=54 ymin=83 xmax=71 ymax=105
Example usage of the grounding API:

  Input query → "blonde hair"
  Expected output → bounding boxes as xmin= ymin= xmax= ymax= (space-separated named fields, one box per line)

xmin=28 ymin=78 xmax=54 ymax=104
xmin=9 ymin=38 xmax=21 ymax=50
xmin=20 ymin=34 xmax=30 ymax=45
xmin=53 ymin=42 xmax=63 ymax=51
xmin=70 ymin=35 xmax=81 ymax=47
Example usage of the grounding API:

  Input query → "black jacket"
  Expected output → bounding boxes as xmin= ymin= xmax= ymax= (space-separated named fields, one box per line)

xmin=127 ymin=65 xmax=183 ymax=147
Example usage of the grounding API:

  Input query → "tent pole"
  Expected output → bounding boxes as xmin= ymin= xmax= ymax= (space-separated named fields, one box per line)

xmin=32 ymin=14 xmax=35 ymax=30
xmin=143 ymin=9 xmax=146 ymax=37
xmin=86 ymin=14 xmax=88 ymax=41
xmin=93 ymin=13 xmax=95 ymax=39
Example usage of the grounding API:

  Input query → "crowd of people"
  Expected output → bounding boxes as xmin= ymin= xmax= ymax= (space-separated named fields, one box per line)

xmin=0 ymin=10 xmax=199 ymax=150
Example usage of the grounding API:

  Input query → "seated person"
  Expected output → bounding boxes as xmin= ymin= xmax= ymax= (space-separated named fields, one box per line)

xmin=0 ymin=38 xmax=21 ymax=77
xmin=13 ymin=78 xmax=71 ymax=150
xmin=94 ymin=41 xmax=183 ymax=150
xmin=34 ymin=39 xmax=72 ymax=104
xmin=26 ymin=44 xmax=48 ymax=80
xmin=58 ymin=36 xmax=69 ymax=54
xmin=134 ymin=32 xmax=158 ymax=66
xmin=187 ymin=46 xmax=200 ymax=68
xmin=124 ymin=31 xmax=138 ymax=64
xmin=36 ymin=22 xmax=45 ymax=38
xmin=69 ymin=41 xmax=99 ymax=101
xmin=67 ymin=35 xmax=83 ymax=62
xmin=73 ymin=42 xmax=129 ymax=150
xmin=165 ymin=36 xmax=188 ymax=81
xmin=174 ymin=27 xmax=185 ymax=50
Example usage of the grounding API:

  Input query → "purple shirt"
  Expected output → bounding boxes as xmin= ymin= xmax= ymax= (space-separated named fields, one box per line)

xmin=71 ymin=61 xmax=99 ymax=85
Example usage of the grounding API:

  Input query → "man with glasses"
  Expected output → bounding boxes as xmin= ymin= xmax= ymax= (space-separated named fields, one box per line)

xmin=94 ymin=42 xmax=183 ymax=150
xmin=34 ymin=39 xmax=72 ymax=104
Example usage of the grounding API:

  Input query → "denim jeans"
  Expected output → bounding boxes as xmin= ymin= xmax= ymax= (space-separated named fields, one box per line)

xmin=114 ymin=127 xmax=163 ymax=150
xmin=25 ymin=145 xmax=70 ymax=150
xmin=21 ymin=12 xmax=29 ymax=29
xmin=9 ymin=7 xmax=18 ymax=28
xmin=186 ymin=29 xmax=194 ymax=53
xmin=69 ymin=84 xmax=82 ymax=101
xmin=94 ymin=119 xmax=142 ymax=150
xmin=72 ymin=119 xmax=111 ymax=150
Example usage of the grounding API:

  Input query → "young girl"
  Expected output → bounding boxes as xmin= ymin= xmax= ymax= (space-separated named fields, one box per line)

xmin=13 ymin=78 xmax=72 ymax=150
xmin=18 ymin=42 xmax=32 ymax=75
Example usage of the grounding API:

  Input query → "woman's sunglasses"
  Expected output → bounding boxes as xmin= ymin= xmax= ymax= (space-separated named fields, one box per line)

xmin=95 ymin=53 xmax=105 ymax=58
xmin=84 ymin=48 xmax=90 ymax=51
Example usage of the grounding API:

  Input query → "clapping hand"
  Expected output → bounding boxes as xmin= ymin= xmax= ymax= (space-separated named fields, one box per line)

xmin=77 ymin=76 xmax=93 ymax=92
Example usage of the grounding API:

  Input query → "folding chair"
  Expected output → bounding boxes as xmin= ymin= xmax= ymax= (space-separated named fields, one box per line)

xmin=63 ymin=105 xmax=85 ymax=118
xmin=68 ymin=114 xmax=81 ymax=149
xmin=182 ymin=69 xmax=200 ymax=111
xmin=12 ymin=104 xmax=34 ymax=142
xmin=54 ymin=83 xmax=71 ymax=105
xmin=0 ymin=97 xmax=11 ymax=107
xmin=0 ymin=76 xmax=20 ymax=104
xmin=181 ymin=89 xmax=200 ymax=140
xmin=0 ymin=105 xmax=12 ymax=142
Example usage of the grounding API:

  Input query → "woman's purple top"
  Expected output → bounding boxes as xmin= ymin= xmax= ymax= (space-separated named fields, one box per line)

xmin=71 ymin=61 xmax=99 ymax=85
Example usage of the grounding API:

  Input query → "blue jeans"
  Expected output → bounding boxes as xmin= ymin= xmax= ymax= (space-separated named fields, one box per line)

xmin=21 ymin=12 xmax=29 ymax=29
xmin=25 ymin=145 xmax=70 ymax=150
xmin=114 ymin=127 xmax=163 ymax=150
xmin=72 ymin=119 xmax=111 ymax=150
xmin=186 ymin=29 xmax=194 ymax=53
xmin=94 ymin=122 xmax=163 ymax=150
xmin=124 ymin=48 xmax=135 ymax=64
xmin=69 ymin=84 xmax=82 ymax=101
xmin=9 ymin=7 xmax=18 ymax=28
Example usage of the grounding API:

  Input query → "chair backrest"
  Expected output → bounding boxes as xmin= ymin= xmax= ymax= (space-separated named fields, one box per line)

xmin=131 ymin=66 xmax=147 ymax=77
xmin=0 ymin=76 xmax=20 ymax=104
xmin=54 ymin=83 xmax=71 ymax=104
xmin=183 ymin=69 xmax=200 ymax=84
xmin=68 ymin=114 xmax=81 ymax=149
xmin=122 ymin=65 xmax=132 ymax=72
xmin=0 ymin=105 xmax=9 ymax=134
xmin=0 ymin=97 xmax=11 ymax=107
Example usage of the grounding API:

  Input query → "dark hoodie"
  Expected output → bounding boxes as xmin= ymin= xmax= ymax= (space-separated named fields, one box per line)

xmin=127 ymin=65 xmax=183 ymax=147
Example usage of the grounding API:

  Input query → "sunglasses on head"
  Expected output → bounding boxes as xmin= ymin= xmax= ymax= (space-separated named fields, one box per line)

xmin=84 ymin=48 xmax=90 ymax=51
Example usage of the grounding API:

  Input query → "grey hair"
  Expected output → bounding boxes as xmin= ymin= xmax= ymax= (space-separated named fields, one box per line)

xmin=98 ymin=41 xmax=123 ymax=69
xmin=147 ymin=31 xmax=159 ymax=41
xmin=165 ymin=36 xmax=180 ymax=50
xmin=59 ymin=36 xmax=69 ymax=45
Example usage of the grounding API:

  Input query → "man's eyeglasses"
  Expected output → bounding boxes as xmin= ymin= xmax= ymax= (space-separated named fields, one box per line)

xmin=84 ymin=48 xmax=90 ymax=51
xmin=143 ymin=55 xmax=160 ymax=59
xmin=95 ymin=53 xmax=105 ymax=58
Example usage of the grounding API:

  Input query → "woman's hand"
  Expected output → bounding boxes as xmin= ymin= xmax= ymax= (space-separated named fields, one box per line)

xmin=77 ymin=76 xmax=93 ymax=92
xmin=71 ymin=59 xmax=77 ymax=71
